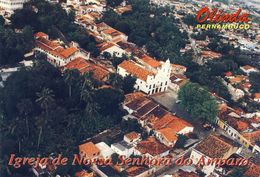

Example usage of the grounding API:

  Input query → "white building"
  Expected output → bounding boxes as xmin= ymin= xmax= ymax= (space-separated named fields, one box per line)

xmin=95 ymin=142 xmax=114 ymax=160
xmin=98 ymin=42 xmax=127 ymax=58
xmin=117 ymin=56 xmax=171 ymax=95
xmin=190 ymin=135 xmax=240 ymax=176
xmin=0 ymin=0 xmax=28 ymax=13
xmin=111 ymin=141 xmax=134 ymax=158
xmin=123 ymin=131 xmax=141 ymax=145
xmin=34 ymin=32 xmax=89 ymax=67
xmin=240 ymin=65 xmax=258 ymax=75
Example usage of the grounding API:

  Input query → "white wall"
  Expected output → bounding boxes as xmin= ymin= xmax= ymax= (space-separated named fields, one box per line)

xmin=0 ymin=0 xmax=28 ymax=13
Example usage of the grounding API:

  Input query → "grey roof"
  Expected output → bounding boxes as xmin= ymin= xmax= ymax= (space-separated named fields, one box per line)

xmin=112 ymin=141 xmax=133 ymax=151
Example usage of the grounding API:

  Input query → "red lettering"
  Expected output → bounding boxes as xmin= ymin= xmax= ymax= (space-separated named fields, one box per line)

xmin=197 ymin=7 xmax=210 ymax=23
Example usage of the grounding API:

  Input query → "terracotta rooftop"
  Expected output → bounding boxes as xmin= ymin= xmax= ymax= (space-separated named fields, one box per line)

xmin=141 ymin=55 xmax=162 ymax=68
xmin=60 ymin=47 xmax=78 ymax=58
xmin=102 ymin=28 xmax=126 ymax=38
xmin=75 ymin=170 xmax=94 ymax=177
xmin=125 ymin=131 xmax=140 ymax=141
xmin=35 ymin=34 xmax=78 ymax=60
xmin=171 ymin=64 xmax=187 ymax=70
xmin=114 ymin=5 xmax=132 ymax=15
xmin=242 ymin=130 xmax=260 ymax=146
xmin=79 ymin=142 xmax=100 ymax=157
xmin=245 ymin=163 xmax=260 ymax=177
xmin=97 ymin=42 xmax=116 ymax=52
xmin=118 ymin=60 xmax=155 ymax=81
xmin=64 ymin=57 xmax=109 ymax=81
xmin=218 ymin=106 xmax=250 ymax=132
xmin=241 ymin=65 xmax=256 ymax=71
xmin=124 ymin=92 xmax=146 ymax=104
xmin=201 ymin=50 xmax=222 ymax=59
xmin=224 ymin=71 xmax=233 ymax=77
xmin=175 ymin=169 xmax=199 ymax=177
xmin=254 ymin=93 xmax=260 ymax=99
xmin=157 ymin=127 xmax=178 ymax=142
xmin=125 ymin=166 xmax=148 ymax=177
xmin=228 ymin=75 xmax=248 ymax=84
xmin=34 ymin=32 xmax=48 ymax=39
xmin=96 ymin=22 xmax=109 ymax=31
xmin=195 ymin=135 xmax=239 ymax=158
xmin=152 ymin=113 xmax=193 ymax=133
xmin=136 ymin=137 xmax=170 ymax=156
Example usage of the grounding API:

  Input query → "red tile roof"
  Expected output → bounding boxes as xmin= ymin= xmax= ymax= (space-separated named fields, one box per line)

xmin=97 ymin=42 xmax=116 ymax=52
xmin=79 ymin=142 xmax=100 ymax=157
xmin=125 ymin=131 xmax=140 ymax=141
xmin=157 ymin=127 xmax=178 ymax=142
xmin=254 ymin=93 xmax=260 ymax=99
xmin=64 ymin=57 xmax=110 ymax=81
xmin=201 ymin=50 xmax=222 ymax=59
xmin=124 ymin=92 xmax=146 ymax=104
xmin=34 ymin=32 xmax=48 ymax=39
xmin=241 ymin=65 xmax=255 ymax=71
xmin=195 ymin=135 xmax=238 ymax=158
xmin=245 ymin=163 xmax=260 ymax=177
xmin=118 ymin=60 xmax=155 ymax=81
xmin=141 ymin=55 xmax=162 ymax=68
xmin=35 ymin=33 xmax=78 ymax=60
xmin=242 ymin=130 xmax=260 ymax=146
xmin=152 ymin=113 xmax=193 ymax=133
xmin=136 ymin=137 xmax=170 ymax=156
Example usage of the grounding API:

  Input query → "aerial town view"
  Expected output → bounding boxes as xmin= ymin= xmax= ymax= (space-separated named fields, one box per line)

xmin=0 ymin=0 xmax=259 ymax=176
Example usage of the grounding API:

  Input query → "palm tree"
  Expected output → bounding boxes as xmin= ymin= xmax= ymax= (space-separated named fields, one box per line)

xmin=80 ymin=71 xmax=94 ymax=101
xmin=17 ymin=99 xmax=33 ymax=137
xmin=64 ymin=69 xmax=79 ymax=98
xmin=108 ymin=73 xmax=123 ymax=89
xmin=36 ymin=88 xmax=55 ymax=115
xmin=35 ymin=88 xmax=55 ymax=149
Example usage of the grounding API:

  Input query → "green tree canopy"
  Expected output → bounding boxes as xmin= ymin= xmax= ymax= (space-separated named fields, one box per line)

xmin=178 ymin=82 xmax=218 ymax=123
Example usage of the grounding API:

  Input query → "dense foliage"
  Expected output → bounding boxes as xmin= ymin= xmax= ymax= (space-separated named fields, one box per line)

xmin=0 ymin=26 xmax=34 ymax=65
xmin=101 ymin=0 xmax=188 ymax=63
xmin=107 ymin=73 xmax=136 ymax=94
xmin=10 ymin=0 xmax=99 ymax=56
xmin=0 ymin=60 xmax=124 ymax=176
xmin=106 ymin=0 xmax=124 ymax=7
xmin=178 ymin=82 xmax=218 ymax=124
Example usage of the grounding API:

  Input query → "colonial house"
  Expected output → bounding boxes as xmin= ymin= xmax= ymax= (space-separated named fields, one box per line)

xmin=117 ymin=58 xmax=171 ymax=95
xmin=124 ymin=131 xmax=141 ymax=145
xmin=242 ymin=131 xmax=260 ymax=154
xmin=122 ymin=93 xmax=194 ymax=147
xmin=134 ymin=137 xmax=170 ymax=158
xmin=34 ymin=32 xmax=88 ymax=67
xmin=100 ymin=27 xmax=128 ymax=43
xmin=63 ymin=57 xmax=110 ymax=82
xmin=79 ymin=141 xmax=100 ymax=159
xmin=97 ymin=42 xmax=127 ymax=57
xmin=240 ymin=65 xmax=259 ymax=75
xmin=150 ymin=113 xmax=194 ymax=147
xmin=216 ymin=105 xmax=259 ymax=153
xmin=190 ymin=134 xmax=240 ymax=176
